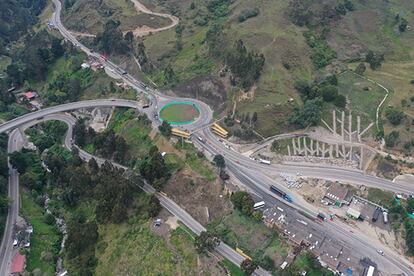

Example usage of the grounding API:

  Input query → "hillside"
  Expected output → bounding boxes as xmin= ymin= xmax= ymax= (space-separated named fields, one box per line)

xmin=61 ymin=0 xmax=172 ymax=34
xmin=62 ymin=0 xmax=414 ymax=153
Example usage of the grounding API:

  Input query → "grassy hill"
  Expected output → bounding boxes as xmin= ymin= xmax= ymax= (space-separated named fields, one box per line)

xmin=62 ymin=0 xmax=414 ymax=153
xmin=62 ymin=0 xmax=171 ymax=34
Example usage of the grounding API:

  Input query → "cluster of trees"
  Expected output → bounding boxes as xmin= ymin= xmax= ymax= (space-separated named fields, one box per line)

xmin=226 ymin=40 xmax=265 ymax=89
xmin=158 ymin=121 xmax=172 ymax=137
xmin=385 ymin=107 xmax=404 ymax=126
xmin=395 ymin=14 xmax=408 ymax=33
xmin=290 ymin=75 xmax=345 ymax=128
xmin=365 ymin=50 xmax=384 ymax=70
xmin=194 ymin=230 xmax=220 ymax=254
xmin=385 ymin=130 xmax=399 ymax=148
xmin=136 ymin=42 xmax=153 ymax=73
xmin=94 ymin=20 xmax=131 ymax=55
xmin=0 ymin=0 xmax=46 ymax=48
xmin=207 ymin=0 xmax=231 ymax=18
xmin=206 ymin=26 xmax=265 ymax=90
xmin=6 ymin=31 xmax=66 ymax=85
xmin=73 ymin=119 xmax=129 ymax=164
xmin=224 ymin=112 xmax=259 ymax=141
xmin=288 ymin=0 xmax=355 ymax=27
xmin=230 ymin=191 xmax=262 ymax=221
xmin=237 ymin=8 xmax=260 ymax=23
xmin=303 ymin=31 xmax=337 ymax=69
xmin=26 ymin=121 xmax=68 ymax=152
xmin=0 ymin=134 xmax=9 ymax=237
xmin=139 ymin=145 xmax=170 ymax=190
xmin=289 ymin=0 xmax=355 ymax=68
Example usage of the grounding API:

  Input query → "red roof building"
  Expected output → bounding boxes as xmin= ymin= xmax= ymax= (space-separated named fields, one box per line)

xmin=23 ymin=91 xmax=37 ymax=100
xmin=11 ymin=253 xmax=26 ymax=275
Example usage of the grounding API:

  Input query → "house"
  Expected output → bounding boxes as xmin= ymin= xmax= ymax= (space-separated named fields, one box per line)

xmin=81 ymin=62 xmax=91 ymax=69
xmin=11 ymin=253 xmax=26 ymax=275
xmin=22 ymin=91 xmax=38 ymax=101
xmin=324 ymin=184 xmax=353 ymax=207
xmin=346 ymin=208 xmax=361 ymax=220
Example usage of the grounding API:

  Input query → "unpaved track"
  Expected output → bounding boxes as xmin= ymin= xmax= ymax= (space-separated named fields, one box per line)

xmin=70 ymin=0 xmax=178 ymax=38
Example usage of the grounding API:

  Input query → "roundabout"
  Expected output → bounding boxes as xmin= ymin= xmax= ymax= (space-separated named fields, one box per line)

xmin=159 ymin=102 xmax=200 ymax=125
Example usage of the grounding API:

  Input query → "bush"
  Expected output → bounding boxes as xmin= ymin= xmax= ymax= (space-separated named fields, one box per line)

xmin=385 ymin=131 xmax=399 ymax=148
xmin=333 ymin=94 xmax=346 ymax=108
xmin=238 ymin=8 xmax=259 ymax=22
xmin=385 ymin=108 xmax=404 ymax=126
xmin=321 ymin=85 xmax=338 ymax=102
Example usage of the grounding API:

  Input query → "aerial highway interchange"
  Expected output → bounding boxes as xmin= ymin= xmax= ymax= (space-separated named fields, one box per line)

xmin=0 ymin=0 xmax=413 ymax=275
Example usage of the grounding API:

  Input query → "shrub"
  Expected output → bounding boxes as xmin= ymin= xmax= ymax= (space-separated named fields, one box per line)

xmin=385 ymin=108 xmax=404 ymax=126
xmin=238 ymin=8 xmax=259 ymax=22
xmin=385 ymin=131 xmax=399 ymax=148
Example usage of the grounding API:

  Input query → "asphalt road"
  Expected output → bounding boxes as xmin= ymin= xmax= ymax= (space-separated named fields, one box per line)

xmin=0 ymin=0 xmax=411 ymax=274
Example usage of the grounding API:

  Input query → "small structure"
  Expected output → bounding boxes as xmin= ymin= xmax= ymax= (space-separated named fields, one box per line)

xmin=81 ymin=62 xmax=91 ymax=69
xmin=154 ymin=218 xmax=162 ymax=227
xmin=324 ymin=185 xmax=353 ymax=207
xmin=11 ymin=253 xmax=26 ymax=275
xmin=346 ymin=208 xmax=361 ymax=220
xmin=90 ymin=61 xmax=104 ymax=71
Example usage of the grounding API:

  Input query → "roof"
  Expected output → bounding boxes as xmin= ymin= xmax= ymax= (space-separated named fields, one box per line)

xmin=325 ymin=185 xmax=353 ymax=202
xmin=347 ymin=208 xmax=361 ymax=219
xmin=23 ymin=91 xmax=37 ymax=99
xmin=11 ymin=253 xmax=26 ymax=273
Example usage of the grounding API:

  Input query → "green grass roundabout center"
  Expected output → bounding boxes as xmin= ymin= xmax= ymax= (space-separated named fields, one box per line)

xmin=159 ymin=102 xmax=200 ymax=125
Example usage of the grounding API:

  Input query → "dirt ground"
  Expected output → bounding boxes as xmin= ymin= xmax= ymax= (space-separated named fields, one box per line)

xmin=173 ymin=76 xmax=227 ymax=113
xmin=163 ymin=167 xmax=232 ymax=225
xmin=151 ymin=209 xmax=226 ymax=276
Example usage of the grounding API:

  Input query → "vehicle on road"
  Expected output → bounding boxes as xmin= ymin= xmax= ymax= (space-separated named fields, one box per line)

xmin=197 ymin=136 xmax=205 ymax=143
xmin=142 ymin=104 xmax=150 ymax=109
xmin=377 ymin=249 xmax=384 ymax=256
xmin=372 ymin=208 xmax=381 ymax=222
xmin=253 ymin=201 xmax=265 ymax=210
xmin=259 ymin=159 xmax=271 ymax=165
xmin=317 ymin=212 xmax=327 ymax=221
xmin=270 ymin=185 xmax=293 ymax=203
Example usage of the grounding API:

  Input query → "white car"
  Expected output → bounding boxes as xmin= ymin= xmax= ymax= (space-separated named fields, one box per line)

xmin=377 ymin=249 xmax=384 ymax=256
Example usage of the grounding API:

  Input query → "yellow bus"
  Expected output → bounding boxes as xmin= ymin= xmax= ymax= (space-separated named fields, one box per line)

xmin=236 ymin=247 xmax=252 ymax=260
xmin=211 ymin=123 xmax=228 ymax=138
xmin=171 ymin=128 xmax=191 ymax=139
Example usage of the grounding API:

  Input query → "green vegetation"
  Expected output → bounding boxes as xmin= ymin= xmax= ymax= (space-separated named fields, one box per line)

xmin=20 ymin=191 xmax=61 ymax=275
xmin=0 ymin=0 xmax=46 ymax=48
xmin=174 ymin=142 xmax=216 ymax=181
xmin=194 ymin=230 xmax=220 ymax=254
xmin=221 ymin=259 xmax=245 ymax=276
xmin=96 ymin=220 xmax=199 ymax=275
xmin=0 ymin=134 xmax=9 ymax=241
xmin=209 ymin=209 xmax=290 ymax=274
xmin=304 ymin=31 xmax=337 ymax=69
xmin=288 ymin=252 xmax=334 ymax=276
xmin=238 ymin=8 xmax=260 ymax=23
xmin=159 ymin=102 xmax=200 ymax=124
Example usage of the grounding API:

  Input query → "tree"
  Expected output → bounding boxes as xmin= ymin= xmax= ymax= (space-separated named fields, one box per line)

xmin=399 ymin=18 xmax=408 ymax=32
xmin=385 ymin=131 xmax=399 ymax=148
xmin=158 ymin=121 xmax=172 ymax=137
xmin=385 ymin=108 xmax=404 ymax=126
xmin=194 ymin=231 xmax=220 ymax=253
xmin=406 ymin=226 xmax=414 ymax=255
xmin=163 ymin=64 xmax=177 ymax=86
xmin=136 ymin=42 xmax=153 ymax=73
xmin=213 ymin=154 xmax=225 ymax=170
xmin=355 ymin=62 xmax=366 ymax=75
xmin=333 ymin=94 xmax=346 ymax=108
xmin=321 ymin=85 xmax=338 ymax=102
xmin=231 ymin=191 xmax=254 ymax=216
xmin=289 ymin=98 xmax=322 ymax=128
xmin=51 ymin=38 xmax=65 ymax=58
xmin=124 ymin=31 xmax=134 ymax=44
xmin=366 ymin=50 xmax=384 ymax=70
xmin=344 ymin=0 xmax=355 ymax=11
xmin=240 ymin=259 xmax=258 ymax=275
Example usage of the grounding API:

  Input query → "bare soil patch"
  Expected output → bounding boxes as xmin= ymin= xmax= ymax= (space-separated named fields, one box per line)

xmin=163 ymin=167 xmax=232 ymax=225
